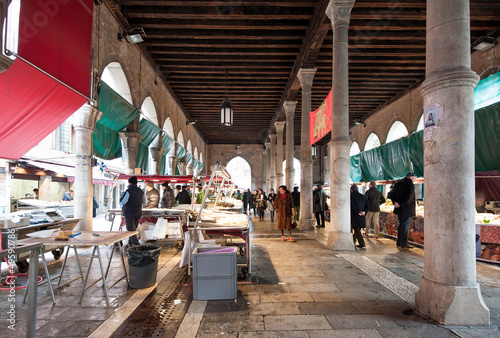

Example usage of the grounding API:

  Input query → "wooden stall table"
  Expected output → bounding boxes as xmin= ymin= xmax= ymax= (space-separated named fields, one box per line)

xmin=16 ymin=231 xmax=138 ymax=305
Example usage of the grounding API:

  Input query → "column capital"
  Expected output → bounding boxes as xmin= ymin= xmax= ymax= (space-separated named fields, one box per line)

xmin=275 ymin=121 xmax=285 ymax=133
xmin=420 ymin=70 xmax=479 ymax=97
xmin=118 ymin=131 xmax=141 ymax=149
xmin=326 ymin=0 xmax=355 ymax=27
xmin=73 ymin=104 xmax=103 ymax=130
xmin=150 ymin=146 xmax=162 ymax=160
xmin=270 ymin=133 xmax=277 ymax=141
xmin=283 ymin=101 xmax=297 ymax=117
xmin=264 ymin=142 xmax=271 ymax=149
xmin=297 ymin=68 xmax=317 ymax=91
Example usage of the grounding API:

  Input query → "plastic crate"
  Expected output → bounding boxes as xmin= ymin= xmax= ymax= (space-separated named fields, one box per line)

xmin=192 ymin=247 xmax=237 ymax=300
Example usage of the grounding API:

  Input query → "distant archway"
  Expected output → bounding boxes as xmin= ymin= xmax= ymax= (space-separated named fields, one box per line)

xmin=226 ymin=157 xmax=251 ymax=190
xmin=141 ymin=97 xmax=159 ymax=173
xmin=282 ymin=158 xmax=302 ymax=189
xmin=386 ymin=121 xmax=408 ymax=143
xmin=417 ymin=114 xmax=424 ymax=132
xmin=364 ymin=133 xmax=381 ymax=151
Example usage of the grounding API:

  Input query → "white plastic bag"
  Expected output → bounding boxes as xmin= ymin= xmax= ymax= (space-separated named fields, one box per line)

xmin=152 ymin=218 xmax=168 ymax=239
xmin=166 ymin=222 xmax=182 ymax=239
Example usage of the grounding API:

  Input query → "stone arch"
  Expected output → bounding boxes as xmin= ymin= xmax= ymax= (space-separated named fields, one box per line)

xmin=350 ymin=141 xmax=361 ymax=156
xmin=386 ymin=121 xmax=409 ymax=144
xmin=226 ymin=156 xmax=252 ymax=190
xmin=100 ymin=61 xmax=134 ymax=105
xmin=380 ymin=116 xmax=409 ymax=144
xmin=414 ymin=110 xmax=425 ymax=132
xmin=140 ymin=97 xmax=160 ymax=173
xmin=364 ymin=132 xmax=381 ymax=151
xmin=177 ymin=130 xmax=185 ymax=148
xmin=193 ymin=146 xmax=199 ymax=176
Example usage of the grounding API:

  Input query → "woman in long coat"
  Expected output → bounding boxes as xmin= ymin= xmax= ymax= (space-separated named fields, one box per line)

xmin=273 ymin=185 xmax=296 ymax=242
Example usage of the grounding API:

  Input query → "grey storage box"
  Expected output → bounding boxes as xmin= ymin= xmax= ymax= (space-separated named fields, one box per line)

xmin=193 ymin=247 xmax=237 ymax=300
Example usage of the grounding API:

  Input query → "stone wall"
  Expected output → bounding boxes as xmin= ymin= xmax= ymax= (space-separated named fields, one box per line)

xmin=92 ymin=3 xmax=207 ymax=167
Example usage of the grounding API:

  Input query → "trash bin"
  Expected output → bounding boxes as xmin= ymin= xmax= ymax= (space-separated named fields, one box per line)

xmin=127 ymin=245 xmax=161 ymax=289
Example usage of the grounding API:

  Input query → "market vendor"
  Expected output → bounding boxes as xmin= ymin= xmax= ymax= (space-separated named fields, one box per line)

xmin=144 ymin=182 xmax=160 ymax=208
xmin=62 ymin=190 xmax=74 ymax=201
xmin=176 ymin=185 xmax=191 ymax=204
xmin=196 ymin=185 xmax=204 ymax=204
xmin=120 ymin=176 xmax=146 ymax=246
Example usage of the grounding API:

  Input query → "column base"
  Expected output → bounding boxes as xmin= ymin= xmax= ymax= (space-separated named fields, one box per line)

xmin=299 ymin=218 xmax=315 ymax=230
xmin=327 ymin=231 xmax=354 ymax=251
xmin=415 ymin=277 xmax=490 ymax=326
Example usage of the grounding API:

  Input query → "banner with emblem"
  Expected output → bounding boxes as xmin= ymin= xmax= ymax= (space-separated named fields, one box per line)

xmin=309 ymin=89 xmax=332 ymax=145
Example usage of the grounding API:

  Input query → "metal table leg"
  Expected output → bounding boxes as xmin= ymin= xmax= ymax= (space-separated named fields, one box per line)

xmin=78 ymin=246 xmax=110 ymax=305
xmin=95 ymin=246 xmax=110 ymax=305
xmin=79 ymin=246 xmax=96 ymax=304
xmin=23 ymin=250 xmax=56 ymax=304
xmin=56 ymin=245 xmax=83 ymax=288
xmin=119 ymin=242 xmax=129 ymax=286
xmin=109 ymin=214 xmax=116 ymax=231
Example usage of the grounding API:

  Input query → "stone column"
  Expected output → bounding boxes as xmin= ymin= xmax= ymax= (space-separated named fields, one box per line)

xmin=262 ymin=148 xmax=267 ymax=189
xmin=297 ymin=68 xmax=317 ymax=230
xmin=283 ymin=101 xmax=297 ymax=190
xmin=73 ymin=104 xmax=102 ymax=231
xmin=178 ymin=161 xmax=187 ymax=175
xmin=119 ymin=131 xmax=141 ymax=175
xmin=265 ymin=142 xmax=271 ymax=192
xmin=414 ymin=0 xmax=489 ymax=325
xmin=269 ymin=134 xmax=277 ymax=191
xmin=38 ymin=176 xmax=52 ymax=201
xmin=150 ymin=146 xmax=161 ymax=175
xmin=275 ymin=122 xmax=285 ymax=188
xmin=326 ymin=0 xmax=355 ymax=251
xmin=168 ymin=155 xmax=177 ymax=175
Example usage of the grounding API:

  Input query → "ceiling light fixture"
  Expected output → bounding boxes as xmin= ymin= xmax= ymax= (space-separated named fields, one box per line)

xmin=124 ymin=28 xmax=146 ymax=44
xmin=220 ymin=69 xmax=233 ymax=128
xmin=353 ymin=119 xmax=363 ymax=126
xmin=472 ymin=36 xmax=496 ymax=51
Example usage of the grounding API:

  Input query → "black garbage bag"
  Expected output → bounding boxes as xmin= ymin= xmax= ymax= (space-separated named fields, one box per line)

xmin=127 ymin=245 xmax=161 ymax=267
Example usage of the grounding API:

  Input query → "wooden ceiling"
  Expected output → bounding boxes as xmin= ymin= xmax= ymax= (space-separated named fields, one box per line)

xmin=111 ymin=0 xmax=500 ymax=145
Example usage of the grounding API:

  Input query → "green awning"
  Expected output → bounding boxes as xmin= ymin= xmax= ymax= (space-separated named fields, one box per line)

xmin=475 ymin=102 xmax=500 ymax=172
xmin=379 ymin=137 xmax=412 ymax=180
xmin=136 ymin=119 xmax=161 ymax=172
xmin=93 ymin=122 xmax=122 ymax=160
xmin=185 ymin=152 xmax=193 ymax=164
xmin=193 ymin=158 xmax=199 ymax=169
xmin=360 ymin=148 xmax=384 ymax=182
xmin=199 ymin=162 xmax=204 ymax=170
xmin=160 ymin=134 xmax=175 ymax=175
xmin=475 ymin=71 xmax=500 ymax=110
xmin=350 ymin=154 xmax=361 ymax=183
xmin=176 ymin=145 xmax=186 ymax=160
xmin=409 ymin=130 xmax=424 ymax=177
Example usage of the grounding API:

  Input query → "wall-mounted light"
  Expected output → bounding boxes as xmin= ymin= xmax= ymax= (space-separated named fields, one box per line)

xmin=186 ymin=120 xmax=196 ymax=125
xmin=472 ymin=36 xmax=496 ymax=51
xmin=119 ymin=28 xmax=146 ymax=44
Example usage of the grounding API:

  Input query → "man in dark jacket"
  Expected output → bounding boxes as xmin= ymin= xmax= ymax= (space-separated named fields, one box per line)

xmin=291 ymin=187 xmax=300 ymax=222
xmin=392 ymin=172 xmax=417 ymax=249
xmin=243 ymin=189 xmax=251 ymax=214
xmin=175 ymin=185 xmax=192 ymax=204
xmin=364 ymin=182 xmax=386 ymax=239
xmin=314 ymin=185 xmax=327 ymax=228
xmin=120 ymin=176 xmax=146 ymax=246
xmin=351 ymin=184 xmax=369 ymax=248
xmin=161 ymin=182 xmax=175 ymax=209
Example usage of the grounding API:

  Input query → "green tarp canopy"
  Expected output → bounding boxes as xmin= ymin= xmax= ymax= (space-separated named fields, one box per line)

xmin=136 ymin=119 xmax=161 ymax=173
xmin=199 ymin=162 xmax=204 ymax=170
xmin=185 ymin=152 xmax=193 ymax=165
xmin=176 ymin=145 xmax=186 ymax=160
xmin=93 ymin=81 xmax=141 ymax=160
xmin=379 ymin=137 xmax=412 ymax=180
xmin=360 ymin=148 xmax=384 ymax=182
xmin=408 ymin=131 xmax=424 ymax=177
xmin=193 ymin=158 xmax=199 ymax=170
xmin=474 ymin=71 xmax=500 ymax=110
xmin=160 ymin=134 xmax=175 ymax=175
xmin=350 ymin=154 xmax=361 ymax=183
xmin=475 ymin=102 xmax=500 ymax=172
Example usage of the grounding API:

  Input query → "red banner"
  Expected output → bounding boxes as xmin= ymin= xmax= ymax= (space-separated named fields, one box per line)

xmin=309 ymin=89 xmax=332 ymax=145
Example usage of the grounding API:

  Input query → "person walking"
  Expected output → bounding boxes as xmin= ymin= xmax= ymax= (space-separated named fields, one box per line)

xmin=364 ymin=181 xmax=386 ymax=239
xmin=313 ymin=185 xmax=328 ymax=228
xmin=120 ymin=176 xmax=146 ymax=246
xmin=392 ymin=172 xmax=417 ymax=249
xmin=351 ymin=184 xmax=369 ymax=248
xmin=243 ymin=189 xmax=251 ymax=214
xmin=144 ymin=182 xmax=160 ymax=208
xmin=273 ymin=185 xmax=296 ymax=242
xmin=250 ymin=190 xmax=257 ymax=216
xmin=291 ymin=186 xmax=300 ymax=222
xmin=256 ymin=189 xmax=267 ymax=221
xmin=161 ymin=182 xmax=175 ymax=209
xmin=267 ymin=188 xmax=277 ymax=222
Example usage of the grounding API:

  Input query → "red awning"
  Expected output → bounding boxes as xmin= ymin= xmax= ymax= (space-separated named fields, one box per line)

xmin=67 ymin=177 xmax=115 ymax=186
xmin=117 ymin=174 xmax=198 ymax=184
xmin=0 ymin=0 xmax=93 ymax=160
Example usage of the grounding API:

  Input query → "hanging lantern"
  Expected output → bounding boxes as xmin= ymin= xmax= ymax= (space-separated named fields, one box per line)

xmin=220 ymin=97 xmax=233 ymax=127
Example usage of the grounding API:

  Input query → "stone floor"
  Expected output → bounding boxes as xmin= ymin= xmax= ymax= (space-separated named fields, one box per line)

xmin=1 ymin=213 xmax=500 ymax=337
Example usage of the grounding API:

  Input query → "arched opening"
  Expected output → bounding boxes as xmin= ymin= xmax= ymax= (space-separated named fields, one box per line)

xmin=193 ymin=146 xmax=199 ymax=176
xmin=226 ymin=157 xmax=251 ymax=190
xmin=177 ymin=131 xmax=185 ymax=174
xmin=282 ymin=158 xmax=302 ymax=189
xmin=186 ymin=139 xmax=193 ymax=174
xmin=417 ymin=114 xmax=424 ymax=132
xmin=161 ymin=118 xmax=175 ymax=175
xmin=350 ymin=142 xmax=361 ymax=156
xmin=364 ymin=133 xmax=381 ymax=151
xmin=101 ymin=62 xmax=133 ymax=104
xmin=386 ymin=121 xmax=409 ymax=143
xmin=140 ymin=97 xmax=160 ymax=174
xmin=199 ymin=152 xmax=204 ymax=173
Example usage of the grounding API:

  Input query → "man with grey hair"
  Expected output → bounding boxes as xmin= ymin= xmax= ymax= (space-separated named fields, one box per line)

xmin=365 ymin=181 xmax=385 ymax=239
